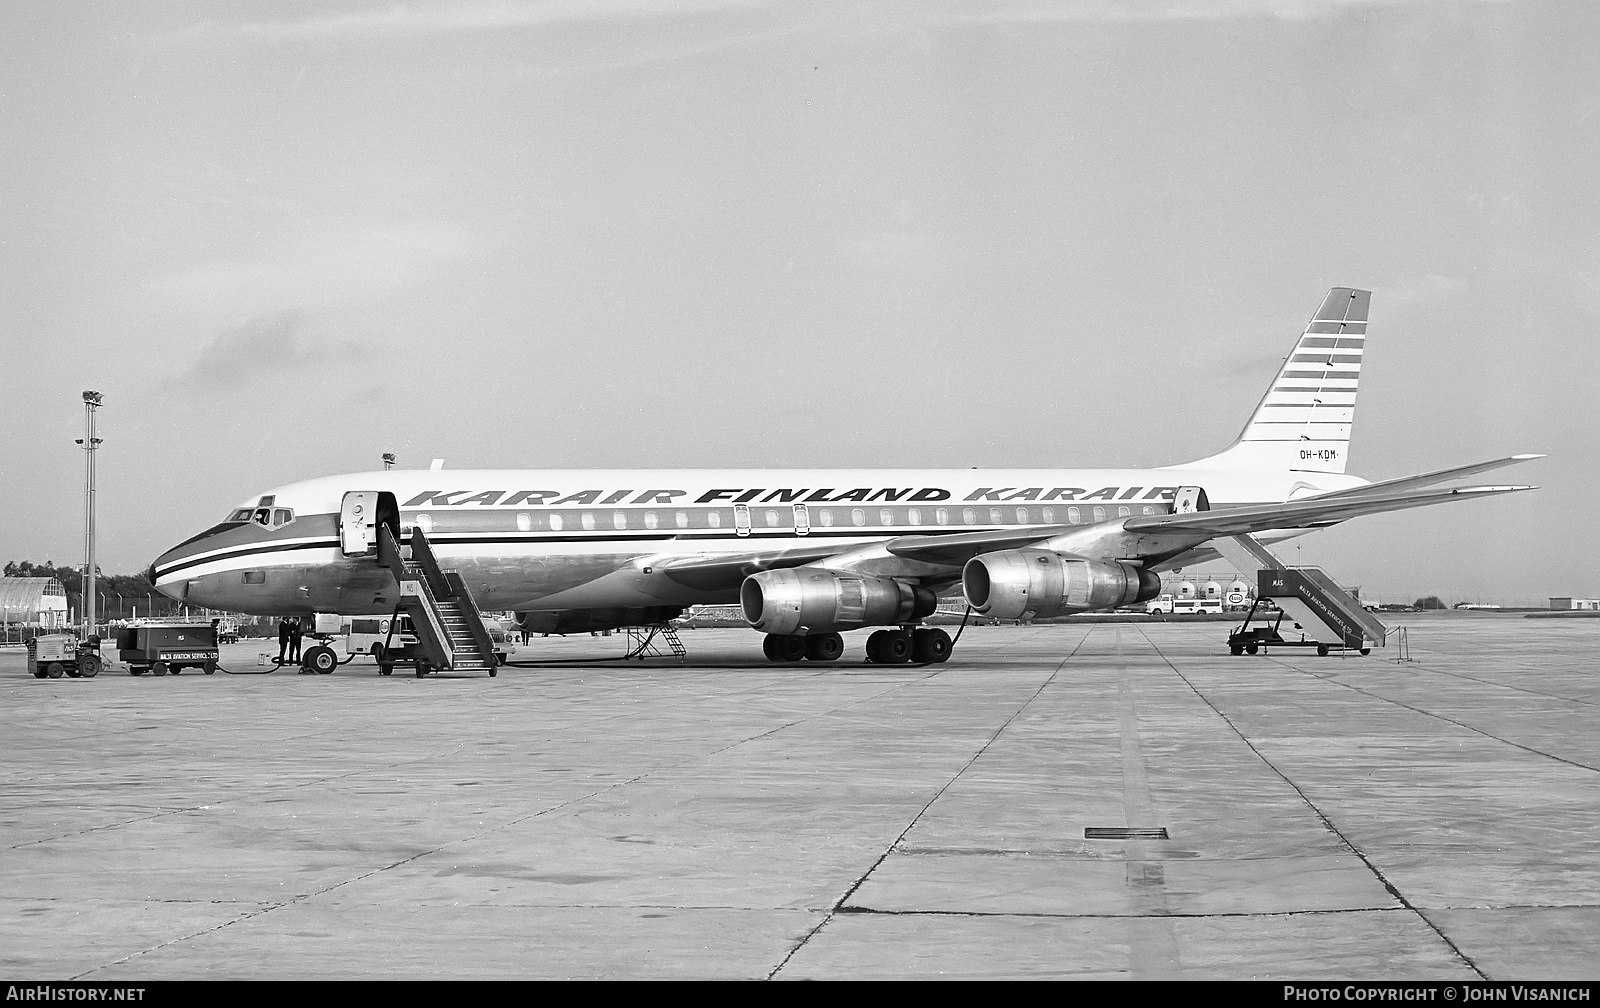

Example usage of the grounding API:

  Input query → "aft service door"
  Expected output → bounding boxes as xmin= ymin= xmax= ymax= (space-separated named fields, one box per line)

xmin=339 ymin=491 xmax=380 ymax=556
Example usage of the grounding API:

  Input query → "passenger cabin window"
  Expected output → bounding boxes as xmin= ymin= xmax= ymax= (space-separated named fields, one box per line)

xmin=1042 ymin=507 xmax=1055 ymax=523
xmin=1117 ymin=506 xmax=1131 ymax=517
xmin=819 ymin=509 xmax=834 ymax=527
xmin=416 ymin=514 xmax=433 ymax=533
xmin=517 ymin=513 xmax=531 ymax=532
xmin=644 ymin=511 xmax=659 ymax=530
xmin=764 ymin=509 xmax=780 ymax=527
xmin=907 ymin=508 xmax=922 ymax=525
xmin=550 ymin=513 xmax=565 ymax=531
xmin=1092 ymin=506 xmax=1106 ymax=521
xmin=989 ymin=508 xmax=1004 ymax=524
xmin=1015 ymin=507 xmax=1029 ymax=524
xmin=878 ymin=508 xmax=894 ymax=526
xmin=613 ymin=511 xmax=627 ymax=530
xmin=675 ymin=511 xmax=689 ymax=528
xmin=936 ymin=508 xmax=949 ymax=525
xmin=851 ymin=509 xmax=866 ymax=527
xmin=1068 ymin=507 xmax=1081 ymax=523
xmin=582 ymin=512 xmax=596 ymax=531
xmin=963 ymin=508 xmax=976 ymax=524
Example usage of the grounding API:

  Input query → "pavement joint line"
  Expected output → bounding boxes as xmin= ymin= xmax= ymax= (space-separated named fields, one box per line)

xmin=1133 ymin=624 xmax=1489 ymax=981
xmin=1250 ymin=651 xmax=1600 ymax=775
xmin=764 ymin=626 xmax=1096 ymax=981
xmin=834 ymin=905 xmax=1408 ymax=920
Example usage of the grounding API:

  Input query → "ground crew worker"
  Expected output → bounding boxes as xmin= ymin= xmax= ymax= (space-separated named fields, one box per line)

xmin=289 ymin=617 xmax=303 ymax=664
xmin=277 ymin=617 xmax=292 ymax=665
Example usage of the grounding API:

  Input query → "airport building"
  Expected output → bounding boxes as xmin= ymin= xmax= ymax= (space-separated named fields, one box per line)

xmin=1549 ymin=597 xmax=1600 ymax=610
xmin=0 ymin=577 xmax=70 ymax=642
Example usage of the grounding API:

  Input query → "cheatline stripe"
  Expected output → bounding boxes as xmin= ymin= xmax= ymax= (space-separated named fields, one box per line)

xmin=152 ymin=527 xmax=1031 ymax=579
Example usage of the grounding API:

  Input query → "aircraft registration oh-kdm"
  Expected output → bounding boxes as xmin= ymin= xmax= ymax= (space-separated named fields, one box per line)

xmin=151 ymin=289 xmax=1540 ymax=665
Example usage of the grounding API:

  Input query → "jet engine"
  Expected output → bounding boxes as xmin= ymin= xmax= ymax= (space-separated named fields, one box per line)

xmin=962 ymin=550 xmax=1160 ymax=620
xmin=515 ymin=606 xmax=684 ymax=635
xmin=740 ymin=569 xmax=936 ymax=636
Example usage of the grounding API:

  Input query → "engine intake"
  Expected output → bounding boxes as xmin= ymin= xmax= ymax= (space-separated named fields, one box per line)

xmin=962 ymin=550 xmax=1160 ymax=620
xmin=741 ymin=569 xmax=935 ymax=635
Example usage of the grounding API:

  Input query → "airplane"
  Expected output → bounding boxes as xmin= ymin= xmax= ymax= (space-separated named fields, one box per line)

xmin=150 ymin=288 xmax=1540 ymax=666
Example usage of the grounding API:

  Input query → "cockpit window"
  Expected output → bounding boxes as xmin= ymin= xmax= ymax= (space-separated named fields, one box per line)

xmin=227 ymin=507 xmax=295 ymax=530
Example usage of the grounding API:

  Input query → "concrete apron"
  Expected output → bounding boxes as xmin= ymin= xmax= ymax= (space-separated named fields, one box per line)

xmin=1 ymin=617 xmax=1596 ymax=979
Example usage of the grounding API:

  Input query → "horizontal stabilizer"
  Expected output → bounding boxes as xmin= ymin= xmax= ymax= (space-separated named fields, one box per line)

xmin=1299 ymin=455 xmax=1544 ymax=502
xmin=1124 ymin=484 xmax=1535 ymax=538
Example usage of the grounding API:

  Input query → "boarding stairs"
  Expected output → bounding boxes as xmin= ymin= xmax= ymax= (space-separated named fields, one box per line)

xmin=623 ymin=623 xmax=688 ymax=662
xmin=1214 ymin=534 xmax=1386 ymax=652
xmin=377 ymin=524 xmax=497 ymax=675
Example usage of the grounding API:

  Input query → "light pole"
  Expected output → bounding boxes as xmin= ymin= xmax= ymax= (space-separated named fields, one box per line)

xmin=76 ymin=391 xmax=103 ymax=640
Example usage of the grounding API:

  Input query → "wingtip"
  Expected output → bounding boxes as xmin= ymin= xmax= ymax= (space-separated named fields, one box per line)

xmin=1510 ymin=453 xmax=1547 ymax=461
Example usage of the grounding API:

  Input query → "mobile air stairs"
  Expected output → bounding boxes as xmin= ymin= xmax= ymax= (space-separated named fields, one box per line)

xmin=1214 ymin=535 xmax=1387 ymax=657
xmin=375 ymin=523 xmax=498 ymax=677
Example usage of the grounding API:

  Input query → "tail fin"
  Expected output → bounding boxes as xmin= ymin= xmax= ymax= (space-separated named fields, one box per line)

xmin=1175 ymin=287 xmax=1370 ymax=474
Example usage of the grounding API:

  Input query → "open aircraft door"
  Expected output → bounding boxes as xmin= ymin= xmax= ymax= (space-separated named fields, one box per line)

xmin=339 ymin=491 xmax=380 ymax=557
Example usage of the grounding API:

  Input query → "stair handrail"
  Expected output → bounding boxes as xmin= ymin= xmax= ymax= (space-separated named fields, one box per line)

xmin=403 ymin=568 xmax=455 ymax=668
xmin=378 ymin=523 xmax=454 ymax=668
xmin=408 ymin=528 xmax=454 ymax=600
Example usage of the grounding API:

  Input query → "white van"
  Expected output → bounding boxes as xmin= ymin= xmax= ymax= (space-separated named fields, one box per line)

xmin=1170 ymin=599 xmax=1224 ymax=615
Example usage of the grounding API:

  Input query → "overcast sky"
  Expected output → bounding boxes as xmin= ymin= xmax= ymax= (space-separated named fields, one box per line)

xmin=2 ymin=0 xmax=1594 ymax=605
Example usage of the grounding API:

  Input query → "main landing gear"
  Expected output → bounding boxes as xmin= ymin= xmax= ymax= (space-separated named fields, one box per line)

xmin=760 ymin=628 xmax=953 ymax=665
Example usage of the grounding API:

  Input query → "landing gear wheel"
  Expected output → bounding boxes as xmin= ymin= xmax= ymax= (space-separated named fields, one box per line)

xmin=1359 ymin=648 xmax=1371 ymax=656
xmin=489 ymin=667 xmax=497 ymax=678
xmin=877 ymin=630 xmax=912 ymax=664
xmin=304 ymin=645 xmax=337 ymax=675
xmin=416 ymin=664 xmax=430 ymax=678
xmin=1316 ymin=644 xmax=1330 ymax=657
xmin=203 ymin=661 xmax=217 ymax=675
xmin=45 ymin=663 xmax=64 ymax=679
xmin=761 ymin=635 xmax=780 ymax=661
xmin=152 ymin=661 xmax=169 ymax=677
xmin=171 ymin=667 xmax=182 ymax=675
xmin=771 ymin=634 xmax=806 ymax=663
xmin=1246 ymin=644 xmax=1259 ymax=655
xmin=911 ymin=628 xmax=952 ymax=664
xmin=79 ymin=654 xmax=102 ymax=678
xmin=804 ymin=632 xmax=844 ymax=662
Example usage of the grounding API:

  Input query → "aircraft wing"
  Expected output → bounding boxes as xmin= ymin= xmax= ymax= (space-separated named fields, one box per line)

xmin=1300 ymin=455 xmax=1544 ymax=502
xmin=1121 ymin=484 xmax=1535 ymax=538
xmin=658 ymin=483 xmax=1534 ymax=590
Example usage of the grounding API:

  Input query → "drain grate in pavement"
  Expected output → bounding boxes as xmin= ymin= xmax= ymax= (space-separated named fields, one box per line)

xmin=1085 ymin=827 xmax=1168 ymax=840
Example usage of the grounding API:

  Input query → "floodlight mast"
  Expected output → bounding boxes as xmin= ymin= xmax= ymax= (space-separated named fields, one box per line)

xmin=77 ymin=391 xmax=103 ymax=639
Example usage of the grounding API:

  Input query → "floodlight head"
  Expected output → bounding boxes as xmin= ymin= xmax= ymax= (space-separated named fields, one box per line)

xmin=82 ymin=390 xmax=103 ymax=404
